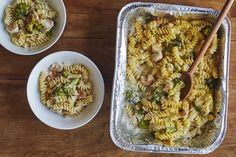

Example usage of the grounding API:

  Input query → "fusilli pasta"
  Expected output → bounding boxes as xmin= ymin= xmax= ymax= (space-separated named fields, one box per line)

xmin=39 ymin=63 xmax=94 ymax=117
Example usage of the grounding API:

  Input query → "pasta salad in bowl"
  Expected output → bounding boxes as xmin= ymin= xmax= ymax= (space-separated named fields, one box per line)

xmin=27 ymin=51 xmax=104 ymax=130
xmin=0 ymin=0 xmax=66 ymax=55
xmin=39 ymin=63 xmax=94 ymax=117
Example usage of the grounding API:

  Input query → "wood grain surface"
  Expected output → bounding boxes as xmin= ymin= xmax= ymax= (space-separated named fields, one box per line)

xmin=0 ymin=0 xmax=235 ymax=156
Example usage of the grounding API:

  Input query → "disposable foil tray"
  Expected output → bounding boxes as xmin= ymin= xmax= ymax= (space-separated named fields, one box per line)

xmin=110 ymin=2 xmax=231 ymax=154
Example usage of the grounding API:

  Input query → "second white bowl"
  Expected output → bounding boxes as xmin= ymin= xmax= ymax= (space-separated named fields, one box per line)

xmin=0 ymin=0 xmax=66 ymax=55
xmin=27 ymin=51 xmax=105 ymax=130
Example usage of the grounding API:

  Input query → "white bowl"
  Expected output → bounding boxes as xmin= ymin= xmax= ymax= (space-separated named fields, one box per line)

xmin=0 ymin=0 xmax=66 ymax=55
xmin=27 ymin=51 xmax=105 ymax=130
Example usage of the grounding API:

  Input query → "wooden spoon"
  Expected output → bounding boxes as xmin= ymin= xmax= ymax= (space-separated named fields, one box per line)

xmin=180 ymin=0 xmax=234 ymax=100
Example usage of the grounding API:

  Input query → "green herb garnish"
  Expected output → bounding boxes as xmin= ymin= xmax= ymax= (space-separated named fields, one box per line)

xmin=14 ymin=3 xmax=30 ymax=19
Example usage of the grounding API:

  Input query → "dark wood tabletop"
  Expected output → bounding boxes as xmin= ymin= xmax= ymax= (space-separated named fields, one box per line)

xmin=0 ymin=0 xmax=235 ymax=156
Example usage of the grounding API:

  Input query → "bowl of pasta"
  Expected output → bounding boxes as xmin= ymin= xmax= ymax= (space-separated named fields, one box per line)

xmin=27 ymin=51 xmax=105 ymax=130
xmin=0 ymin=0 xmax=66 ymax=55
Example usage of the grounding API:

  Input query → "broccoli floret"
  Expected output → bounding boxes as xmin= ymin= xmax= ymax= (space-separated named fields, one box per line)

xmin=152 ymin=88 xmax=164 ymax=104
xmin=173 ymin=77 xmax=181 ymax=86
xmin=34 ymin=22 xmax=44 ymax=31
xmin=26 ymin=22 xmax=34 ymax=33
xmin=54 ymin=79 xmax=79 ymax=97
xmin=171 ymin=36 xmax=182 ymax=47
xmin=26 ymin=21 xmax=44 ymax=33
xmin=125 ymin=90 xmax=140 ymax=104
xmin=138 ymin=118 xmax=149 ymax=129
xmin=163 ymin=36 xmax=183 ymax=55
xmin=63 ymin=71 xmax=70 ymax=77
xmin=137 ymin=109 xmax=145 ymax=115
xmin=63 ymin=79 xmax=79 ymax=96
xmin=14 ymin=3 xmax=30 ymax=19
xmin=54 ymin=87 xmax=64 ymax=97
xmin=25 ymin=16 xmax=44 ymax=33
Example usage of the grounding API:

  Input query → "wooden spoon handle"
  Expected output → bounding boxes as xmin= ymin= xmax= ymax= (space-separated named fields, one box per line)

xmin=188 ymin=0 xmax=234 ymax=75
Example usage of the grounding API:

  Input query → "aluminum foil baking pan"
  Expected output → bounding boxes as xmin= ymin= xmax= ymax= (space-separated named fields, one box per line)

xmin=110 ymin=2 xmax=231 ymax=154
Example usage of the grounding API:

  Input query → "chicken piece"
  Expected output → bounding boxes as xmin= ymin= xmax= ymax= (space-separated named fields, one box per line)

xmin=6 ymin=22 xmax=19 ymax=34
xmin=141 ymin=74 xmax=155 ymax=86
xmin=151 ymin=43 xmax=163 ymax=62
xmin=50 ymin=63 xmax=63 ymax=72
xmin=152 ymin=43 xmax=162 ymax=53
xmin=163 ymin=81 xmax=174 ymax=92
xmin=152 ymin=51 xmax=163 ymax=63
xmin=40 ymin=19 xmax=54 ymax=31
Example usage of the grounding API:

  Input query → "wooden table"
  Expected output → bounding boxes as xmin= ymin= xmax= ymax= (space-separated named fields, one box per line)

xmin=0 ymin=0 xmax=235 ymax=156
